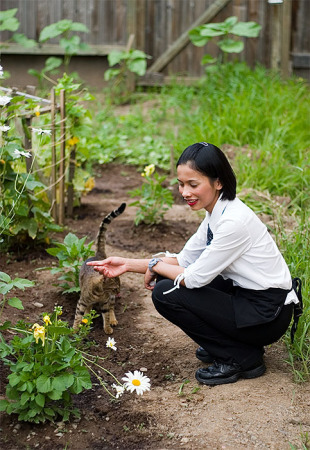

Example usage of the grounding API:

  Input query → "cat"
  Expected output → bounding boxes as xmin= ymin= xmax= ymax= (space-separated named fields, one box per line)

xmin=73 ymin=202 xmax=126 ymax=334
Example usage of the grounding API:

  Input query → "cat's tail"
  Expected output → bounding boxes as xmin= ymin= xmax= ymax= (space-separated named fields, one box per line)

xmin=96 ymin=202 xmax=126 ymax=257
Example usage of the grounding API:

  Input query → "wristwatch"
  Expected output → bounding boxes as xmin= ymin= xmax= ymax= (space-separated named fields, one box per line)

xmin=148 ymin=258 xmax=163 ymax=274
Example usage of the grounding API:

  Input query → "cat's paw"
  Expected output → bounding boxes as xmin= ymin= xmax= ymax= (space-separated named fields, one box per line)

xmin=110 ymin=318 xmax=118 ymax=327
xmin=104 ymin=325 xmax=114 ymax=334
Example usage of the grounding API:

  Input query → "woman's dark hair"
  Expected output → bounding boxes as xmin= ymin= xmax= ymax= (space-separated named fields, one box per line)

xmin=176 ymin=142 xmax=236 ymax=200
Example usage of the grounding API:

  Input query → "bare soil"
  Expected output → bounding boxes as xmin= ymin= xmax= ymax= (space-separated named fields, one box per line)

xmin=0 ymin=163 xmax=309 ymax=450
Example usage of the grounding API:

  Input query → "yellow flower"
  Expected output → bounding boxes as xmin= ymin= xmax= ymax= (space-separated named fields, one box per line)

xmin=143 ymin=164 xmax=155 ymax=177
xmin=84 ymin=177 xmax=95 ymax=192
xmin=32 ymin=323 xmax=46 ymax=346
xmin=43 ymin=315 xmax=52 ymax=325
xmin=82 ymin=318 xmax=88 ymax=324
xmin=0 ymin=159 xmax=5 ymax=164
xmin=68 ymin=136 xmax=79 ymax=146
xmin=34 ymin=106 xmax=40 ymax=117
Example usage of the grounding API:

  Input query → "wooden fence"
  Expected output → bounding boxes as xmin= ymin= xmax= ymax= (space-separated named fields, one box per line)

xmin=0 ymin=0 xmax=309 ymax=86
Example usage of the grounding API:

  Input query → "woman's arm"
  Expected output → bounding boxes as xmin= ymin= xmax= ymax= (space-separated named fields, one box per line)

xmin=87 ymin=257 xmax=148 ymax=277
xmin=87 ymin=256 xmax=180 ymax=279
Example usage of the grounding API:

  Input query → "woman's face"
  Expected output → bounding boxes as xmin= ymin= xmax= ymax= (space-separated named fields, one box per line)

xmin=177 ymin=162 xmax=222 ymax=213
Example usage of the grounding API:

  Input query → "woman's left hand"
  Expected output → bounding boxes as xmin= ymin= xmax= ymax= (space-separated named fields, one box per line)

xmin=144 ymin=269 xmax=157 ymax=291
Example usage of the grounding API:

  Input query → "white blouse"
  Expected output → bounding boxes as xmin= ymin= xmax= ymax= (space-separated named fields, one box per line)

xmin=175 ymin=196 xmax=298 ymax=304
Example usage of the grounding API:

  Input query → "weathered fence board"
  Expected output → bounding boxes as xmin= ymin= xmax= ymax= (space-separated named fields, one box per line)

xmin=0 ymin=0 xmax=309 ymax=83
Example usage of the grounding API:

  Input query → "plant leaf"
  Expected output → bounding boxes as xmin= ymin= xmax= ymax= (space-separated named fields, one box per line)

xmin=8 ymin=297 xmax=24 ymax=310
xmin=231 ymin=21 xmax=262 ymax=38
xmin=218 ymin=39 xmax=244 ymax=53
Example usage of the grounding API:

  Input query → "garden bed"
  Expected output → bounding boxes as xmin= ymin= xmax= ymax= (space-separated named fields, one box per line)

xmin=0 ymin=163 xmax=309 ymax=450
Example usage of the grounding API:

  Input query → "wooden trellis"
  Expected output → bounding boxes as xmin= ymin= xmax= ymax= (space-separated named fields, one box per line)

xmin=3 ymin=86 xmax=71 ymax=226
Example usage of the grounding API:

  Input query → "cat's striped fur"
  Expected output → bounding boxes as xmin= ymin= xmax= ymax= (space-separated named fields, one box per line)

xmin=73 ymin=203 xmax=126 ymax=334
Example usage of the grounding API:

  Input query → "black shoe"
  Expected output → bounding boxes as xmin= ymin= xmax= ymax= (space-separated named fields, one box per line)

xmin=195 ymin=361 xmax=266 ymax=386
xmin=195 ymin=346 xmax=213 ymax=363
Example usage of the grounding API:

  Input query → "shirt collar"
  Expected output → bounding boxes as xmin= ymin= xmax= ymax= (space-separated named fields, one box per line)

xmin=207 ymin=194 xmax=230 ymax=228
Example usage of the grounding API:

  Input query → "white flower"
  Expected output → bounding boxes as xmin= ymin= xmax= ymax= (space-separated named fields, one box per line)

xmin=13 ymin=149 xmax=31 ymax=159
xmin=122 ymin=370 xmax=151 ymax=396
xmin=106 ymin=337 xmax=117 ymax=351
xmin=0 ymin=125 xmax=10 ymax=132
xmin=0 ymin=65 xmax=4 ymax=78
xmin=32 ymin=127 xmax=52 ymax=136
xmin=0 ymin=95 xmax=12 ymax=106
xmin=111 ymin=383 xmax=125 ymax=399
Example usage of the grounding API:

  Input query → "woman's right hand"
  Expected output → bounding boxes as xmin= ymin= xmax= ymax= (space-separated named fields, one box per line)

xmin=87 ymin=257 xmax=127 ymax=278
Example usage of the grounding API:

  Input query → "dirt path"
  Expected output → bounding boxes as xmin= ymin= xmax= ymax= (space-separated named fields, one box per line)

xmin=0 ymin=164 xmax=309 ymax=450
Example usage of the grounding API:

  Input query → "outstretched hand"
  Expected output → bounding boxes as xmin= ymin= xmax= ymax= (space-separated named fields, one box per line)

xmin=87 ymin=257 xmax=127 ymax=278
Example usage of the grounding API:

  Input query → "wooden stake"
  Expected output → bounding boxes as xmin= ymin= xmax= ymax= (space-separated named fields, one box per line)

xmin=50 ymin=88 xmax=57 ymax=222
xmin=23 ymin=116 xmax=32 ymax=173
xmin=59 ymin=89 xmax=66 ymax=225
xmin=67 ymin=145 xmax=76 ymax=217
xmin=126 ymin=34 xmax=136 ymax=94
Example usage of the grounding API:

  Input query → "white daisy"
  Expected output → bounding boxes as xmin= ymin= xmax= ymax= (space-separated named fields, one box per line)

xmin=122 ymin=370 xmax=151 ymax=396
xmin=0 ymin=125 xmax=10 ymax=132
xmin=111 ymin=383 xmax=125 ymax=399
xmin=0 ymin=95 xmax=12 ymax=106
xmin=106 ymin=337 xmax=117 ymax=351
xmin=32 ymin=127 xmax=52 ymax=136
xmin=13 ymin=149 xmax=31 ymax=159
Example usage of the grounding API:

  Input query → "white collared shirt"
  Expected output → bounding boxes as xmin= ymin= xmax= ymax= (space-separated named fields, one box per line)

xmin=176 ymin=196 xmax=298 ymax=304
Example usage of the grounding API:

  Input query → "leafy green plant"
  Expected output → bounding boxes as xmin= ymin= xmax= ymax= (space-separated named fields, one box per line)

xmin=0 ymin=81 xmax=62 ymax=250
xmin=189 ymin=16 xmax=261 ymax=66
xmin=0 ymin=271 xmax=34 ymax=321
xmin=39 ymin=19 xmax=89 ymax=69
xmin=104 ymin=48 xmax=151 ymax=104
xmin=0 ymin=307 xmax=94 ymax=423
xmin=28 ymin=57 xmax=63 ymax=92
xmin=0 ymin=302 xmax=151 ymax=423
xmin=129 ymin=164 xmax=174 ymax=226
xmin=46 ymin=233 xmax=95 ymax=293
xmin=0 ymin=8 xmax=37 ymax=49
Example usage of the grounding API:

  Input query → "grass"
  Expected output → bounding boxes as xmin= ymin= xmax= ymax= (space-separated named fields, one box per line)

xmin=92 ymin=62 xmax=309 ymax=380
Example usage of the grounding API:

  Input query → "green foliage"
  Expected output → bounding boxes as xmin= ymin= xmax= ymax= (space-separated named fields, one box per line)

xmin=189 ymin=16 xmax=261 ymax=66
xmin=0 ymin=307 xmax=95 ymax=423
xmin=0 ymin=8 xmax=37 ymax=49
xmin=28 ymin=57 xmax=63 ymax=92
xmin=0 ymin=91 xmax=62 ymax=250
xmin=104 ymin=48 xmax=151 ymax=104
xmin=128 ymin=164 xmax=174 ymax=226
xmin=39 ymin=19 xmax=89 ymax=68
xmin=0 ymin=271 xmax=35 ymax=321
xmin=46 ymin=233 xmax=95 ymax=293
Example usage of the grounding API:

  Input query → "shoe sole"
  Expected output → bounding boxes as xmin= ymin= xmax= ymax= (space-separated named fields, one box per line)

xmin=195 ymin=364 xmax=266 ymax=386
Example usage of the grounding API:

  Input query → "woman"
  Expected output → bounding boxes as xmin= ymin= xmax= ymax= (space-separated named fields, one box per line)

xmin=88 ymin=142 xmax=300 ymax=386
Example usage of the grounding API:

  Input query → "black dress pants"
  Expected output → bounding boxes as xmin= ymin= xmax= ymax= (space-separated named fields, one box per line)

xmin=151 ymin=276 xmax=293 ymax=370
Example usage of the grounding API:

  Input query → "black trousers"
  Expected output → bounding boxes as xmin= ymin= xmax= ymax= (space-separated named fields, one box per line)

xmin=151 ymin=276 xmax=293 ymax=370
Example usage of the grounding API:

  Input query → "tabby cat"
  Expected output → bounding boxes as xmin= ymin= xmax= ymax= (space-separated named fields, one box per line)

xmin=73 ymin=202 xmax=126 ymax=334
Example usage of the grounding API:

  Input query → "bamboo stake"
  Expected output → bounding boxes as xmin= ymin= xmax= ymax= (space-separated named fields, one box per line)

xmin=58 ymin=89 xmax=66 ymax=225
xmin=50 ymin=88 xmax=57 ymax=222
